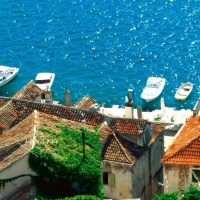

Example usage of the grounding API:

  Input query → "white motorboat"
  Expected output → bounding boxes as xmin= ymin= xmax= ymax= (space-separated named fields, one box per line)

xmin=0 ymin=66 xmax=19 ymax=87
xmin=35 ymin=72 xmax=55 ymax=91
xmin=141 ymin=77 xmax=166 ymax=102
xmin=174 ymin=82 xmax=193 ymax=101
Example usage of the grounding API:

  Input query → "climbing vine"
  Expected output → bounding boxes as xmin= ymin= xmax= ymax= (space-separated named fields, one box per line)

xmin=0 ymin=174 xmax=35 ymax=190
xmin=28 ymin=125 xmax=104 ymax=199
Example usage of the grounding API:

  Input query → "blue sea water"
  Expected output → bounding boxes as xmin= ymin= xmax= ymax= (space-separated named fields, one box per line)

xmin=0 ymin=0 xmax=200 ymax=111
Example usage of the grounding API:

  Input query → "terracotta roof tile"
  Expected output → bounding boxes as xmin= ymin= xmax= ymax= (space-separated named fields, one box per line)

xmin=11 ymin=100 xmax=105 ymax=127
xmin=73 ymin=96 xmax=97 ymax=110
xmin=0 ymin=142 xmax=31 ymax=171
xmin=102 ymin=133 xmax=145 ymax=164
xmin=0 ymin=97 xmax=10 ymax=108
xmin=37 ymin=111 xmax=96 ymax=133
xmin=148 ymin=122 xmax=169 ymax=146
xmin=161 ymin=116 xmax=200 ymax=165
xmin=12 ymin=81 xmax=42 ymax=101
xmin=0 ymin=102 xmax=18 ymax=129
xmin=0 ymin=112 xmax=35 ymax=152
xmin=99 ymin=123 xmax=113 ymax=143
xmin=109 ymin=118 xmax=147 ymax=135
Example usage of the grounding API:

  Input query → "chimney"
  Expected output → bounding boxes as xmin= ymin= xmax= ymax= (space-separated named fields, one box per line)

xmin=125 ymin=89 xmax=134 ymax=118
xmin=65 ymin=89 xmax=71 ymax=107
xmin=137 ymin=105 xmax=143 ymax=120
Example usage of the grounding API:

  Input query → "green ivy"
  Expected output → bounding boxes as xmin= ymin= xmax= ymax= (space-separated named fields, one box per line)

xmin=28 ymin=125 xmax=104 ymax=199
xmin=0 ymin=174 xmax=35 ymax=190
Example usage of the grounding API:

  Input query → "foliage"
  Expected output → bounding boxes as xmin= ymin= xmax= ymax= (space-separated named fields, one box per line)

xmin=37 ymin=195 xmax=101 ymax=200
xmin=152 ymin=191 xmax=178 ymax=200
xmin=61 ymin=195 xmax=101 ymax=200
xmin=182 ymin=184 xmax=200 ymax=200
xmin=153 ymin=185 xmax=200 ymax=200
xmin=0 ymin=174 xmax=35 ymax=190
xmin=28 ymin=125 xmax=103 ymax=199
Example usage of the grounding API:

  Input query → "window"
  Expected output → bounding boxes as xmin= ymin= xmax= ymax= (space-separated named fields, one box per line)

xmin=103 ymin=172 xmax=108 ymax=185
xmin=191 ymin=169 xmax=200 ymax=183
xmin=103 ymin=172 xmax=115 ymax=188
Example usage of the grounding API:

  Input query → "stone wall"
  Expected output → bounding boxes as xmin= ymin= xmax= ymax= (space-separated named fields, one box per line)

xmin=103 ymin=161 xmax=132 ymax=200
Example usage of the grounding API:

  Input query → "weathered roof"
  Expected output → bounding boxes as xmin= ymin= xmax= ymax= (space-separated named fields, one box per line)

xmin=102 ymin=132 xmax=146 ymax=164
xmin=73 ymin=96 xmax=97 ymax=110
xmin=0 ymin=110 xmax=98 ymax=171
xmin=148 ymin=122 xmax=169 ymax=146
xmin=0 ymin=97 xmax=10 ymax=108
xmin=109 ymin=118 xmax=147 ymax=135
xmin=0 ymin=102 xmax=17 ymax=129
xmin=0 ymin=111 xmax=35 ymax=171
xmin=11 ymin=99 xmax=105 ymax=127
xmin=12 ymin=81 xmax=42 ymax=101
xmin=161 ymin=116 xmax=200 ymax=165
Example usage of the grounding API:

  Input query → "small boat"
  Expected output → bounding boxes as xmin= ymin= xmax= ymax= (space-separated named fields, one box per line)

xmin=35 ymin=72 xmax=55 ymax=91
xmin=0 ymin=65 xmax=19 ymax=87
xmin=141 ymin=77 xmax=166 ymax=102
xmin=174 ymin=82 xmax=193 ymax=101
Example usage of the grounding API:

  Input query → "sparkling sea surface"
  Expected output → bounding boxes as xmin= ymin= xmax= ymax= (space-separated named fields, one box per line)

xmin=0 ymin=0 xmax=200 ymax=111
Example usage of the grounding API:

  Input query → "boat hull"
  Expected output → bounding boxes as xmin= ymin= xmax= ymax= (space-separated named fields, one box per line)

xmin=0 ymin=66 xmax=19 ymax=87
xmin=174 ymin=82 xmax=193 ymax=101
xmin=141 ymin=77 xmax=166 ymax=102
xmin=35 ymin=73 xmax=55 ymax=91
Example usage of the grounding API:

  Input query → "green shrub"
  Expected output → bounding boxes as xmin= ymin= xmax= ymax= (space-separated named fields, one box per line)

xmin=153 ymin=185 xmax=200 ymax=200
xmin=152 ymin=191 xmax=178 ymax=200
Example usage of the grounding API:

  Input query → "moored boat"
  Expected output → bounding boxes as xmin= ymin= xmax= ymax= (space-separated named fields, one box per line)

xmin=174 ymin=82 xmax=193 ymax=101
xmin=0 ymin=65 xmax=19 ymax=87
xmin=141 ymin=77 xmax=166 ymax=102
xmin=35 ymin=72 xmax=55 ymax=91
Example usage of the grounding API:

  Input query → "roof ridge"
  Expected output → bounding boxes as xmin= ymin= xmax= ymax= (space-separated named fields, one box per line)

xmin=112 ymin=132 xmax=133 ymax=164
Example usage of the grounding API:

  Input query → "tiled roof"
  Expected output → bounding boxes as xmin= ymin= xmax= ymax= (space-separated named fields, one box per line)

xmin=0 ymin=142 xmax=32 ymax=171
xmin=99 ymin=123 xmax=113 ymax=143
xmin=0 ymin=110 xmax=99 ymax=171
xmin=36 ymin=111 xmax=96 ymax=133
xmin=161 ymin=116 xmax=200 ymax=165
xmin=102 ymin=133 xmax=145 ymax=164
xmin=148 ymin=122 xmax=169 ymax=146
xmin=73 ymin=96 xmax=97 ymax=110
xmin=0 ymin=110 xmax=35 ymax=170
xmin=12 ymin=81 xmax=42 ymax=101
xmin=0 ymin=102 xmax=17 ymax=129
xmin=0 ymin=97 xmax=10 ymax=108
xmin=109 ymin=118 xmax=147 ymax=135
xmin=0 ymin=111 xmax=35 ymax=152
xmin=11 ymin=100 xmax=105 ymax=127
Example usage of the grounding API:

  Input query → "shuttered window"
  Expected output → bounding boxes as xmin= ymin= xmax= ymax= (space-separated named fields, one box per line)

xmin=103 ymin=172 xmax=115 ymax=188
xmin=192 ymin=169 xmax=200 ymax=183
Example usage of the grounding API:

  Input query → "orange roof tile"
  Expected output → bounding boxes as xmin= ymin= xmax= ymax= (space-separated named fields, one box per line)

xmin=102 ymin=133 xmax=145 ymax=164
xmin=109 ymin=118 xmax=147 ymax=135
xmin=148 ymin=122 xmax=169 ymax=146
xmin=161 ymin=116 xmax=200 ymax=165
xmin=73 ymin=96 xmax=97 ymax=110
xmin=12 ymin=81 xmax=42 ymax=101
xmin=0 ymin=102 xmax=17 ymax=129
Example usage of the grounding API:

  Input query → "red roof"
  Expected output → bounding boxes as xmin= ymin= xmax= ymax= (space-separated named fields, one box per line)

xmin=161 ymin=116 xmax=200 ymax=165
